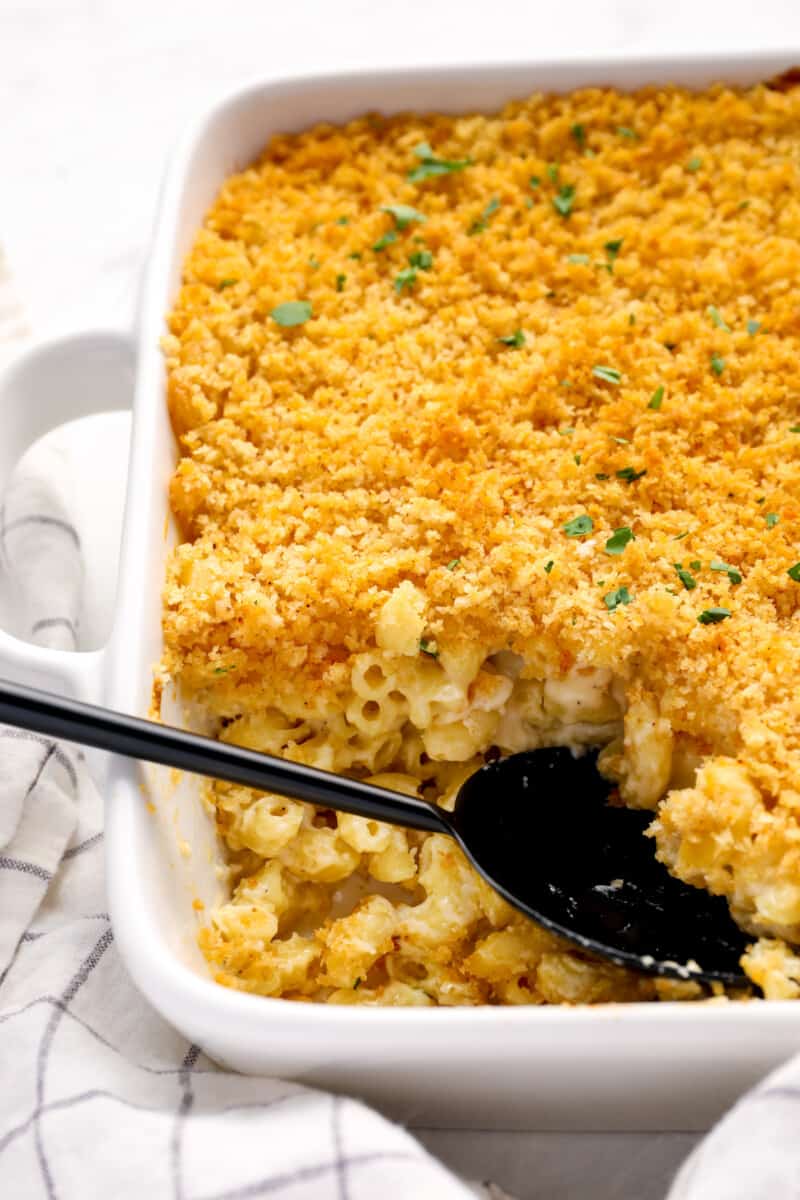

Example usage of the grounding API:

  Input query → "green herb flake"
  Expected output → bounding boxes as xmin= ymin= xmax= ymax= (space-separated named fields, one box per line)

xmin=710 ymin=559 xmax=742 ymax=585
xmin=567 ymin=253 xmax=590 ymax=265
xmin=673 ymin=564 xmax=697 ymax=590
xmin=544 ymin=560 xmax=555 ymax=574
xmin=710 ymin=353 xmax=726 ymax=377
xmin=529 ymin=175 xmax=541 ymax=189
xmin=707 ymin=305 xmax=730 ymax=332
xmin=353 ymin=977 xmax=362 ymax=990
xmin=766 ymin=512 xmax=780 ymax=529
xmin=547 ymin=163 xmax=560 ymax=184
xmin=617 ymin=126 xmax=638 ymax=139
xmin=524 ymin=197 xmax=535 ymax=209
xmin=595 ymin=473 xmax=610 ymax=481
xmin=372 ymin=230 xmax=398 ymax=252
xmin=574 ymin=453 xmax=582 ymax=465
xmin=616 ymin=466 xmax=647 ymax=483
xmin=335 ymin=274 xmax=346 ymax=293
xmin=270 ymin=300 xmax=312 ymax=328
xmin=408 ymin=142 xmax=473 ymax=183
xmin=308 ymin=255 xmax=320 ymax=271
xmin=689 ymin=560 xmax=702 ymax=571
xmin=469 ymin=195 xmax=501 ymax=235
xmin=629 ymin=313 xmax=636 ymax=326
xmin=348 ymin=251 xmax=362 ymax=260
xmin=612 ymin=436 xmax=630 ymax=445
xmin=336 ymin=216 xmax=350 ymax=226
xmin=553 ymin=184 xmax=576 ymax=217
xmin=648 ymin=385 xmax=664 ymax=410
xmin=497 ymin=329 xmax=526 ymax=348
xmin=217 ymin=278 xmax=237 ymax=290
xmin=605 ymin=526 xmax=635 ymax=555
xmin=686 ymin=156 xmax=703 ymax=173
xmin=788 ymin=563 xmax=800 ymax=582
xmin=593 ymin=365 xmax=622 ymax=385
xmin=563 ymin=514 xmax=594 ymax=538
xmin=697 ymin=607 xmax=731 ymax=624
xmin=419 ymin=637 xmax=439 ymax=658
xmin=790 ymin=426 xmax=800 ymax=433
xmin=604 ymin=586 xmax=633 ymax=611
xmin=571 ymin=123 xmax=586 ymax=150
xmin=394 ymin=267 xmax=418 ymax=294
xmin=409 ymin=249 xmax=433 ymax=270
xmin=558 ymin=427 xmax=575 ymax=436
xmin=445 ymin=558 xmax=461 ymax=571
xmin=747 ymin=319 xmax=761 ymax=336
xmin=381 ymin=204 xmax=427 ymax=230
xmin=604 ymin=238 xmax=623 ymax=271
xmin=213 ymin=666 xmax=232 ymax=674
xmin=674 ymin=530 xmax=690 ymax=541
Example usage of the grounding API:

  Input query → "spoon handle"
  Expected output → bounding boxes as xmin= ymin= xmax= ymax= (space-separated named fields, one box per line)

xmin=0 ymin=679 xmax=452 ymax=836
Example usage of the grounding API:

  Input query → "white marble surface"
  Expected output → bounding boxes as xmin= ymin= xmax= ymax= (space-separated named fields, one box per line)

xmin=2 ymin=2 xmax=800 ymax=1196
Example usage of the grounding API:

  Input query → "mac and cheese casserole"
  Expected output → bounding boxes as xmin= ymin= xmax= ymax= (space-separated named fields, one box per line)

xmin=162 ymin=77 xmax=800 ymax=1005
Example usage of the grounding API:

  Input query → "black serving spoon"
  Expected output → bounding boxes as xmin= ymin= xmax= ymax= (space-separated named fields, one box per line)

xmin=0 ymin=678 xmax=750 ymax=987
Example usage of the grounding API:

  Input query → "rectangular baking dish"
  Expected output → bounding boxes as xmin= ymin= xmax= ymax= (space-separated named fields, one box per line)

xmin=7 ymin=50 xmax=800 ymax=1132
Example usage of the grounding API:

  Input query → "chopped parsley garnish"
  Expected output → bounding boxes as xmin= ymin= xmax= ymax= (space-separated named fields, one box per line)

xmin=469 ymin=195 xmax=500 ymax=235
xmin=571 ymin=123 xmax=586 ymax=149
xmin=553 ymin=185 xmax=576 ymax=217
xmin=747 ymin=319 xmax=761 ymax=336
xmin=707 ymin=305 xmax=730 ymax=332
xmin=336 ymin=274 xmax=346 ymax=292
xmin=617 ymin=126 xmax=637 ymax=139
xmin=408 ymin=142 xmax=472 ymax=183
xmin=213 ymin=666 xmax=233 ymax=674
xmin=564 ymin=514 xmax=594 ymax=537
xmin=788 ymin=563 xmax=800 ymax=583
xmin=446 ymin=558 xmax=461 ymax=571
xmin=309 ymin=255 xmax=320 ymax=270
xmin=547 ymin=163 xmax=560 ymax=184
xmin=689 ymin=560 xmax=702 ymax=571
xmin=409 ymin=249 xmax=433 ymax=270
xmin=567 ymin=253 xmax=590 ymax=265
xmin=270 ymin=300 xmax=312 ymax=327
xmin=595 ymin=473 xmax=610 ymax=480
xmin=604 ymin=586 xmax=633 ymax=611
xmin=697 ymin=607 xmax=731 ymax=624
xmin=673 ymin=563 xmax=697 ymax=590
xmin=394 ymin=267 xmax=418 ymax=293
xmin=544 ymin=560 xmax=555 ymax=574
xmin=497 ymin=329 xmax=526 ymax=348
xmin=353 ymin=977 xmax=362 ymax=990
xmin=648 ymin=386 xmax=664 ymax=410
xmin=616 ymin=466 xmax=647 ymax=483
xmin=217 ymin=278 xmax=237 ymax=289
xmin=593 ymin=365 xmax=621 ymax=385
xmin=605 ymin=526 xmax=635 ymax=555
xmin=529 ymin=175 xmax=541 ymax=189
xmin=686 ymin=157 xmax=703 ymax=172
xmin=612 ymin=436 xmax=630 ymax=445
xmin=419 ymin=637 xmax=439 ymax=658
xmin=603 ymin=239 xmax=623 ymax=271
xmin=381 ymin=203 xmax=427 ymax=230
xmin=790 ymin=426 xmax=800 ymax=433
xmin=710 ymin=353 xmax=726 ymax=377
xmin=336 ymin=216 xmax=350 ymax=225
xmin=674 ymin=531 xmax=690 ymax=541
xmin=348 ymin=251 xmax=362 ymax=260
xmin=765 ymin=512 xmax=780 ymax=528
xmin=574 ymin=453 xmax=582 ymax=465
xmin=629 ymin=313 xmax=636 ymax=326
xmin=710 ymin=559 xmax=742 ymax=585
xmin=558 ymin=427 xmax=575 ymax=436
xmin=372 ymin=230 xmax=398 ymax=252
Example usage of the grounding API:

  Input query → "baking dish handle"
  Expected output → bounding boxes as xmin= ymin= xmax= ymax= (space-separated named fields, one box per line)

xmin=0 ymin=330 xmax=134 ymax=703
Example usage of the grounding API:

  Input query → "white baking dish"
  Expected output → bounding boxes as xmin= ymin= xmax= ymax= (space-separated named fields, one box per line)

xmin=4 ymin=51 xmax=800 ymax=1132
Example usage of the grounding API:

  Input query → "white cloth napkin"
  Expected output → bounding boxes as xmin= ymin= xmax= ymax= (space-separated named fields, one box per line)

xmin=0 ymin=313 xmax=799 ymax=1200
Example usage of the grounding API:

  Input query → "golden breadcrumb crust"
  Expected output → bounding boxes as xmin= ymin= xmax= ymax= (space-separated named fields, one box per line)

xmin=163 ymin=78 xmax=800 ymax=989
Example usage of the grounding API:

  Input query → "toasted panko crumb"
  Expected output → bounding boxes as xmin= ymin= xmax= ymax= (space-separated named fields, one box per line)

xmin=165 ymin=77 xmax=800 ymax=1002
